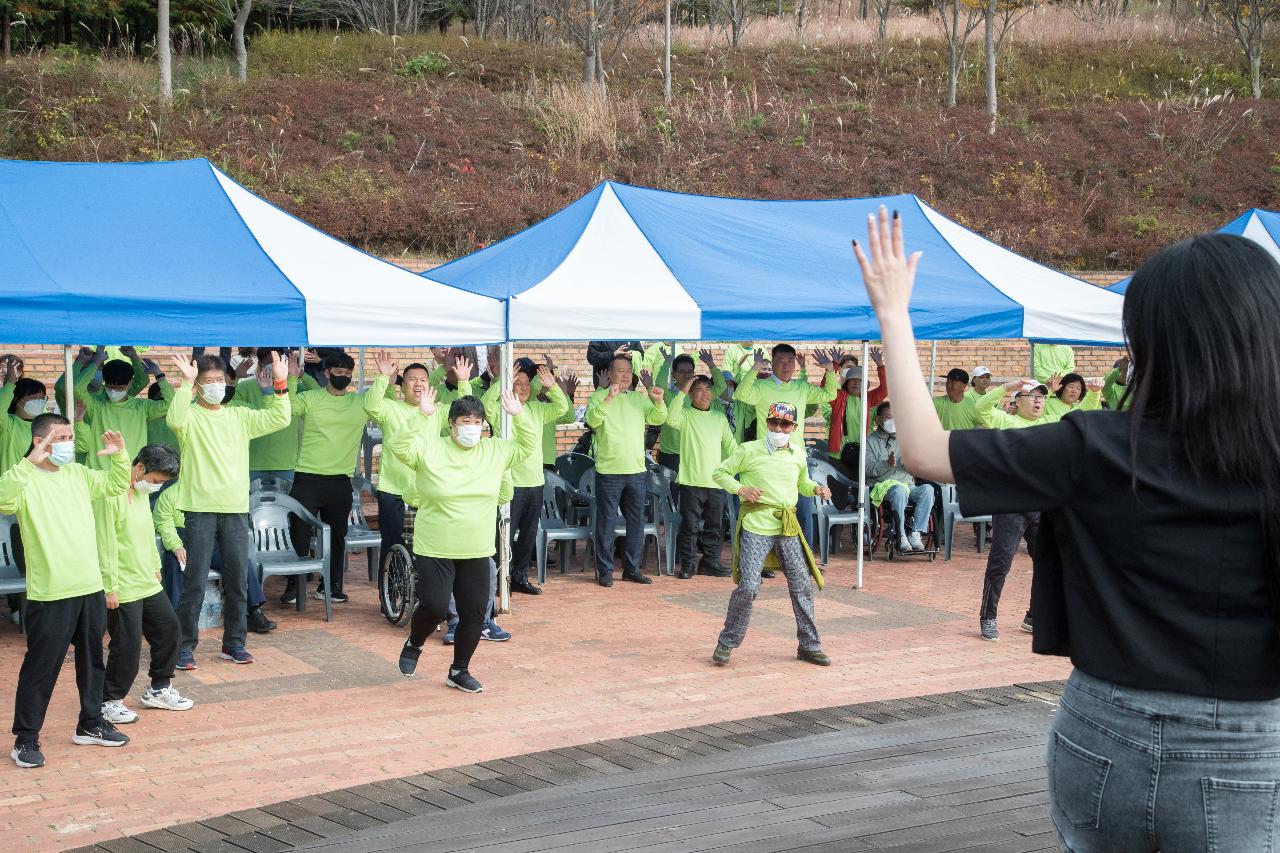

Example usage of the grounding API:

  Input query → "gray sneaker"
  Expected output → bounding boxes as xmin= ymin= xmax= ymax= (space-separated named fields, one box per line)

xmin=980 ymin=619 xmax=999 ymax=641
xmin=712 ymin=643 xmax=732 ymax=665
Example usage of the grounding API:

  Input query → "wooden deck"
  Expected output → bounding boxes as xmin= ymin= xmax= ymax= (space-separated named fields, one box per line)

xmin=300 ymin=703 xmax=1059 ymax=853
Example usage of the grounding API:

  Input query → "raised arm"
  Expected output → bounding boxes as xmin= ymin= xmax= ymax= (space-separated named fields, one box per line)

xmin=84 ymin=431 xmax=132 ymax=500
xmin=153 ymin=489 xmax=185 ymax=553
xmin=665 ymin=391 xmax=689 ymax=430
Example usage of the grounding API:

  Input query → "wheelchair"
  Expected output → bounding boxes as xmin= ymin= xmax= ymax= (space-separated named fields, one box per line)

xmin=378 ymin=503 xmax=417 ymax=626
xmin=869 ymin=482 xmax=941 ymax=561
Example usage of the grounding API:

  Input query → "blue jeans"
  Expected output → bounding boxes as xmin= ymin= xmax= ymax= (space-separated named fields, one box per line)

xmin=885 ymin=482 xmax=935 ymax=539
xmin=1051 ymin=669 xmax=1280 ymax=852
xmin=593 ymin=472 xmax=647 ymax=578
xmin=162 ymin=530 xmax=264 ymax=620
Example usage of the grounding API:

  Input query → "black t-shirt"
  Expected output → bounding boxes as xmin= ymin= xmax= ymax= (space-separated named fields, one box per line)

xmin=950 ymin=409 xmax=1280 ymax=701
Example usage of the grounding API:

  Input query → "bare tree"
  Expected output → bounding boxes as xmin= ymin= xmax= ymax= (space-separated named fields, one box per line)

xmin=1210 ymin=0 xmax=1279 ymax=98
xmin=980 ymin=0 xmax=1037 ymax=125
xmin=872 ymin=0 xmax=893 ymax=38
xmin=795 ymin=0 xmax=807 ymax=37
xmin=934 ymin=0 xmax=982 ymax=107
xmin=158 ymin=0 xmax=173 ymax=102
xmin=211 ymin=0 xmax=254 ymax=81
xmin=2 ymin=3 xmax=11 ymax=60
xmin=726 ymin=0 xmax=751 ymax=45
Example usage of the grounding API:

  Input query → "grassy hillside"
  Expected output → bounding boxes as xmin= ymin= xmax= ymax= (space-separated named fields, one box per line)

xmin=2 ymin=24 xmax=1278 ymax=269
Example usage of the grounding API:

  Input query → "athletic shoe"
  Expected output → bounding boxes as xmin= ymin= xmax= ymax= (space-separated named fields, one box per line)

xmin=480 ymin=621 xmax=511 ymax=642
xmin=712 ymin=643 xmax=732 ymax=665
xmin=247 ymin=606 xmax=276 ymax=634
xmin=445 ymin=669 xmax=484 ymax=693
xmin=442 ymin=622 xmax=457 ymax=645
xmin=279 ymin=589 xmax=298 ymax=605
xmin=980 ymin=619 xmax=1000 ymax=641
xmin=312 ymin=589 xmax=348 ymax=603
xmin=72 ymin=723 xmax=129 ymax=747
xmin=621 ymin=571 xmax=653 ymax=585
xmin=11 ymin=739 xmax=43 ymax=768
xmin=597 ymin=574 xmax=614 ymax=588
xmin=175 ymin=650 xmax=197 ymax=671
xmin=219 ymin=646 xmax=254 ymax=664
xmin=101 ymin=700 xmax=138 ymax=725
xmin=140 ymin=686 xmax=194 ymax=712
xmin=898 ymin=536 xmax=912 ymax=553
xmin=398 ymin=640 xmax=422 ymax=677
xmin=908 ymin=531 xmax=925 ymax=551
xmin=1021 ymin=616 xmax=1034 ymax=634
xmin=797 ymin=648 xmax=832 ymax=666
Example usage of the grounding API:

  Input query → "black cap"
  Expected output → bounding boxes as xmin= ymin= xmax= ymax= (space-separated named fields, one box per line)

xmin=945 ymin=368 xmax=970 ymax=384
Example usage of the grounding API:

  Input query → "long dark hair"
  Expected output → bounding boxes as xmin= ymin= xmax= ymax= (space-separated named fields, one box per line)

xmin=1123 ymin=233 xmax=1280 ymax=621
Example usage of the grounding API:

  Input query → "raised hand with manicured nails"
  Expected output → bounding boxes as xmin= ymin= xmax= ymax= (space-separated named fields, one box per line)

xmin=170 ymin=356 xmax=198 ymax=384
xmin=853 ymin=206 xmax=924 ymax=315
xmin=98 ymin=430 xmax=125 ymax=457
xmin=500 ymin=389 xmax=524 ymax=417
xmin=417 ymin=384 xmax=438 ymax=418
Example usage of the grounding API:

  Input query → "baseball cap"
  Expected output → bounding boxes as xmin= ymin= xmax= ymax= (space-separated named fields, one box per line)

xmin=766 ymin=402 xmax=798 ymax=423
xmin=972 ymin=366 xmax=992 ymax=378
xmin=945 ymin=368 xmax=970 ymax=384
xmin=1016 ymin=383 xmax=1048 ymax=397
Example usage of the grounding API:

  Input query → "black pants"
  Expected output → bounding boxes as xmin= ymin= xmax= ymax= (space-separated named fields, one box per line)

xmin=377 ymin=490 xmax=405 ymax=559
xmin=104 ymin=592 xmax=180 ymax=702
xmin=12 ymin=592 xmax=107 ymax=740
xmin=289 ymin=472 xmax=353 ymax=595
xmin=509 ymin=486 xmax=541 ymax=585
xmin=980 ymin=512 xmax=1040 ymax=621
xmin=178 ymin=512 xmax=249 ymax=653
xmin=679 ymin=485 xmax=725 ymax=573
xmin=409 ymin=556 xmax=490 ymax=672
xmin=657 ymin=451 xmax=680 ymax=473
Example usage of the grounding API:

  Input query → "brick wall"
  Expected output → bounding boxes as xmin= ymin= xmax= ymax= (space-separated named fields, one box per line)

xmin=3 ymin=266 xmax=1129 ymax=460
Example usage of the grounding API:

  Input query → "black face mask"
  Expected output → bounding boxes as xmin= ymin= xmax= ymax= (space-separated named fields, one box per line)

xmin=328 ymin=374 xmax=352 ymax=391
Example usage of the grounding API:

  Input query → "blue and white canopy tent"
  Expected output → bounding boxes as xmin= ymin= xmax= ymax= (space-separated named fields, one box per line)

xmin=1108 ymin=208 xmax=1280 ymax=294
xmin=424 ymin=181 xmax=1125 ymax=587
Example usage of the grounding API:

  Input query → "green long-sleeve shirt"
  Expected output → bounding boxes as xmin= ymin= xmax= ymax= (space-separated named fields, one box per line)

xmin=976 ymin=386 xmax=1042 ymax=430
xmin=713 ymin=440 xmax=817 ymax=536
xmin=166 ymin=382 xmax=291 ymax=513
xmin=231 ymin=374 xmax=318 ymax=472
xmin=153 ymin=485 xmax=184 ymax=552
xmin=0 ymin=384 xmax=35 ymax=475
xmin=94 ymin=487 xmax=164 ymax=604
xmin=665 ymin=393 xmax=736 ymax=489
xmin=1103 ymin=368 xmax=1131 ymax=411
xmin=654 ymin=363 xmax=728 ymax=455
xmin=364 ymin=375 xmax=424 ymax=502
xmin=74 ymin=366 xmax=173 ymax=470
xmin=0 ymin=452 xmax=130 ymax=601
xmin=391 ymin=407 xmax=537 ymax=559
xmin=585 ymin=388 xmax=668 ymax=475
xmin=291 ymin=384 xmax=373 ymax=476
xmin=733 ymin=369 xmax=839 ymax=430
xmin=481 ymin=381 xmax=570 ymax=487
xmin=55 ymin=358 xmax=148 ymax=405
xmin=1041 ymin=389 xmax=1101 ymax=425
xmin=932 ymin=394 xmax=984 ymax=430
xmin=1032 ymin=344 xmax=1076 ymax=385
xmin=721 ymin=344 xmax=756 ymax=379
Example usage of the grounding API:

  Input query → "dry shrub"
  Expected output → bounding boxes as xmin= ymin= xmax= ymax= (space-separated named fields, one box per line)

xmin=517 ymin=74 xmax=640 ymax=160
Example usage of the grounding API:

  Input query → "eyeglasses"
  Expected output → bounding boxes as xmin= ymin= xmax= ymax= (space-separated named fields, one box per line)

xmin=1016 ymin=394 xmax=1046 ymax=403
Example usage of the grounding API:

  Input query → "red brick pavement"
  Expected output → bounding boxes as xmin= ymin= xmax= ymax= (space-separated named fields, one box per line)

xmin=0 ymin=533 xmax=1067 ymax=851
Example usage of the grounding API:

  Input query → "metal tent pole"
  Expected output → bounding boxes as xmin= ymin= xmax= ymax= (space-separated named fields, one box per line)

xmin=1028 ymin=341 xmax=1036 ymax=380
xmin=854 ymin=340 xmax=870 ymax=589
xmin=63 ymin=345 xmax=74 ymax=420
xmin=497 ymin=342 xmax=514 ymax=615
xmin=928 ymin=340 xmax=937 ymax=393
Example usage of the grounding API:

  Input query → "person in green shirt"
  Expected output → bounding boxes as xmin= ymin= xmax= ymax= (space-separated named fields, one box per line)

xmin=284 ymin=351 xmax=379 ymax=605
xmin=585 ymin=354 xmax=669 ymax=587
xmin=392 ymin=384 xmax=535 ymax=693
xmin=1103 ymin=354 xmax=1132 ymax=411
xmin=233 ymin=347 xmax=319 ymax=480
xmin=966 ymin=366 xmax=994 ymax=400
xmin=364 ymin=355 xmax=433 ymax=567
xmin=976 ymin=378 xmax=1047 ymax=430
xmin=653 ymin=349 xmax=727 ymax=474
xmin=481 ymin=359 xmax=569 ymax=596
xmin=1041 ymin=372 xmax=1104 ymax=425
xmin=666 ymin=374 xmax=737 ymax=579
xmin=3 ymin=416 xmax=131 ymax=768
xmin=1032 ymin=344 xmax=1076 ymax=386
xmin=73 ymin=352 xmax=173 ymax=471
xmin=933 ymin=368 xmax=984 ymax=430
xmin=166 ymin=352 xmax=290 ymax=670
xmin=710 ymin=402 xmax=832 ymax=667
xmin=146 ymin=382 xmax=182 ymax=451
xmin=0 ymin=356 xmax=50 ymax=475
xmin=95 ymin=444 xmax=195 ymax=728
xmin=866 ymin=401 xmax=936 ymax=552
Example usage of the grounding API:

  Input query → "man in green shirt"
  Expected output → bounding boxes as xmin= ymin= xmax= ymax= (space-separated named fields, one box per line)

xmin=666 ymin=375 xmax=736 ymax=579
xmin=654 ymin=349 xmax=727 ymax=474
xmin=167 ymin=352 xmax=290 ymax=669
xmin=232 ymin=347 xmax=320 ymax=480
xmin=933 ymin=368 xmax=984 ymax=430
xmin=711 ymin=402 xmax=832 ymax=667
xmin=585 ymin=354 xmax=668 ymax=587
xmin=1103 ymin=354 xmax=1132 ymax=411
xmin=967 ymin=366 xmax=993 ymax=400
xmin=3 ymin=415 xmax=131 ymax=768
xmin=95 ymin=444 xmax=195 ymax=728
xmin=364 ymin=355 xmax=432 ymax=567
xmin=74 ymin=351 xmax=173 ymax=470
xmin=1032 ymin=344 xmax=1076 ymax=386
xmin=285 ymin=351 xmax=379 ymax=605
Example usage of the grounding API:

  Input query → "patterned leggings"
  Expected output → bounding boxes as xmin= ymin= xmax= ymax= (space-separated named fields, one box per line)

xmin=718 ymin=530 xmax=821 ymax=653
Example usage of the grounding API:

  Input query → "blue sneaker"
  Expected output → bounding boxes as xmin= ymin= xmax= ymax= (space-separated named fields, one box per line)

xmin=219 ymin=646 xmax=254 ymax=665
xmin=480 ymin=620 xmax=511 ymax=642
xmin=442 ymin=622 xmax=457 ymax=645
xmin=175 ymin=650 xmax=197 ymax=671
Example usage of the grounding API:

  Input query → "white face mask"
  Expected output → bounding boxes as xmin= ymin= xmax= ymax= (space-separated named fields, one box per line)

xmin=766 ymin=430 xmax=791 ymax=450
xmin=134 ymin=480 xmax=161 ymax=495
xmin=21 ymin=399 xmax=46 ymax=417
xmin=454 ymin=424 xmax=484 ymax=447
xmin=105 ymin=388 xmax=129 ymax=403
xmin=882 ymin=418 xmax=896 ymax=435
xmin=200 ymin=382 xmax=226 ymax=404
xmin=49 ymin=441 xmax=76 ymax=467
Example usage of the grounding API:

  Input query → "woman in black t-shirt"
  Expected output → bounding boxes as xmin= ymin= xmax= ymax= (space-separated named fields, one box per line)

xmin=854 ymin=209 xmax=1280 ymax=853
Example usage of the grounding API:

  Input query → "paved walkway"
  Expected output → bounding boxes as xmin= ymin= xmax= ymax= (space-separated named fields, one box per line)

xmin=0 ymin=531 xmax=1068 ymax=851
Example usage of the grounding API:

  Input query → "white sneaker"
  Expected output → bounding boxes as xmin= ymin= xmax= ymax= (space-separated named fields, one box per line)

xmin=101 ymin=700 xmax=138 ymax=725
xmin=898 ymin=536 xmax=912 ymax=553
xmin=140 ymin=686 xmax=194 ymax=712
xmin=908 ymin=531 xmax=925 ymax=551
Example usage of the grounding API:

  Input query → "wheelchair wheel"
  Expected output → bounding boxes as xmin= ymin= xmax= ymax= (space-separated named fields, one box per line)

xmin=379 ymin=543 xmax=416 ymax=626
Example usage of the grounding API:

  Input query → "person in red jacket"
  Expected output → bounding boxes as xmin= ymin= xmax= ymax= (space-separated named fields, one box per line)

xmin=826 ymin=347 xmax=887 ymax=469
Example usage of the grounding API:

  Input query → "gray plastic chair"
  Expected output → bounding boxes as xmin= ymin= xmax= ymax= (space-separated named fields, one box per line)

xmin=347 ymin=475 xmax=382 ymax=581
xmin=360 ymin=423 xmax=382 ymax=480
xmin=249 ymin=474 xmax=292 ymax=495
xmin=0 ymin=515 xmax=25 ymax=633
xmin=941 ymin=483 xmax=991 ymax=560
xmin=536 ymin=472 xmax=593 ymax=583
xmin=809 ymin=458 xmax=871 ymax=566
xmin=580 ymin=469 xmax=665 ymax=575
xmin=249 ymin=492 xmax=332 ymax=621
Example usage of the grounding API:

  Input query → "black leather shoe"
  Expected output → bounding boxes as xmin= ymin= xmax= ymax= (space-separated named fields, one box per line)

xmin=247 ymin=606 xmax=276 ymax=633
xmin=511 ymin=579 xmax=542 ymax=596
xmin=678 ymin=569 xmax=693 ymax=580
xmin=598 ymin=574 xmax=614 ymax=588
xmin=761 ymin=570 xmax=777 ymax=578
xmin=622 ymin=572 xmax=653 ymax=585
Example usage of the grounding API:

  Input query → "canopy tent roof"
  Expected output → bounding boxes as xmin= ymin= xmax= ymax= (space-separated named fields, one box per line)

xmin=422 ymin=181 xmax=1125 ymax=345
xmin=1109 ymin=209 xmax=1280 ymax=294
xmin=0 ymin=158 xmax=505 ymax=346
